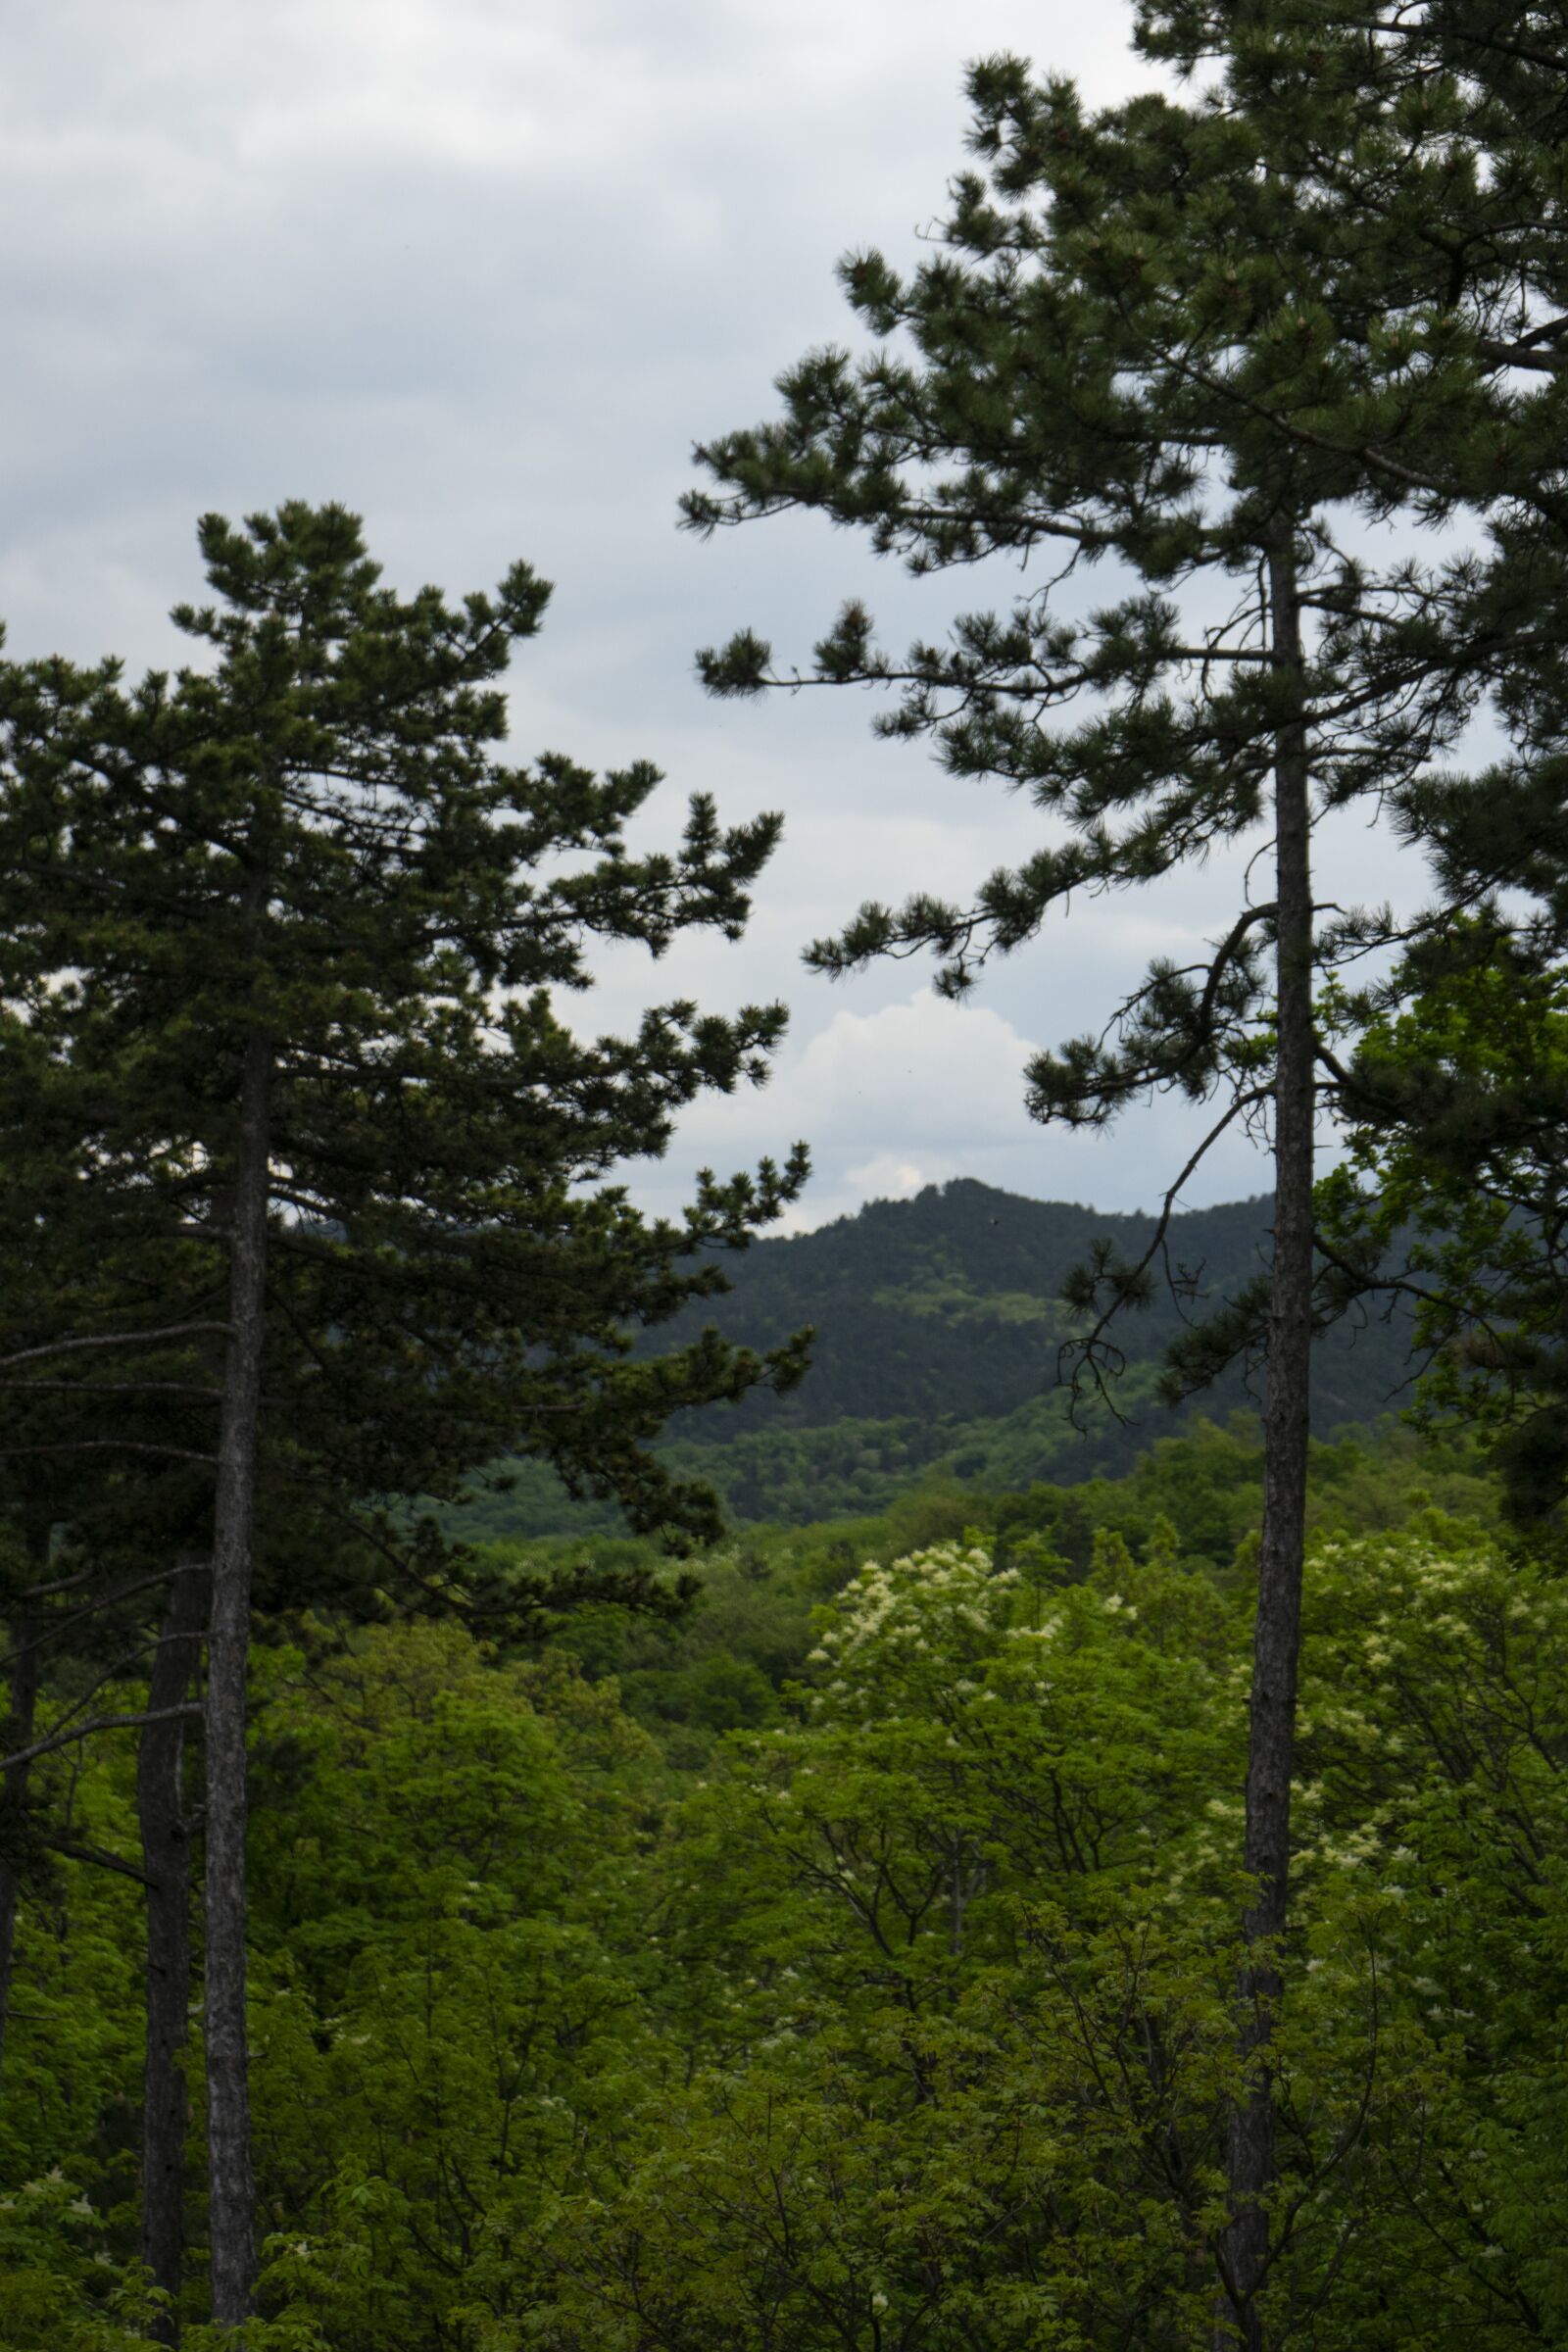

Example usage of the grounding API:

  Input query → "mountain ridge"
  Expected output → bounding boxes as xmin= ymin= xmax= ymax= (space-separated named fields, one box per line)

xmin=455 ymin=1178 xmax=1420 ymax=1537
xmin=665 ymin=1174 xmax=1413 ymax=1443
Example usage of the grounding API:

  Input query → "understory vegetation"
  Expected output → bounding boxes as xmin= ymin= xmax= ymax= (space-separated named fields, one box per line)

xmin=3 ymin=1420 xmax=1561 ymax=2348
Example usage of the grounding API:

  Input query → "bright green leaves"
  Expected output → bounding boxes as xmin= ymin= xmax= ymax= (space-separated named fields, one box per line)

xmin=601 ymin=1517 xmax=1568 ymax=2349
xmin=1286 ymin=1524 xmax=1568 ymax=2341
xmin=234 ymin=1622 xmax=662 ymax=2352
xmin=3 ymin=1489 xmax=1566 ymax=2346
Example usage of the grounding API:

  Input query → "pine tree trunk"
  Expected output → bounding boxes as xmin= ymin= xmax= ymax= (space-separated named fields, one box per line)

xmin=1220 ymin=535 xmax=1314 ymax=2351
xmin=0 ymin=1605 xmax=42 ymax=2094
xmin=138 ymin=1557 xmax=208 ymax=2344
xmin=204 ymin=1018 xmax=270 ymax=2329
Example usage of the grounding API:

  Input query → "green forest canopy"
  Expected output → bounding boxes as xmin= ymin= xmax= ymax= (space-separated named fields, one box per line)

xmin=1 ymin=1422 xmax=1559 ymax=2349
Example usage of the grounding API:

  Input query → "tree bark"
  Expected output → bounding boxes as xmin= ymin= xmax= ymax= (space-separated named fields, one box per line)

xmin=137 ymin=1556 xmax=208 ymax=2344
xmin=0 ymin=1602 xmax=42 ymax=2093
xmin=1220 ymin=533 xmax=1315 ymax=2351
xmin=204 ymin=1015 xmax=271 ymax=2329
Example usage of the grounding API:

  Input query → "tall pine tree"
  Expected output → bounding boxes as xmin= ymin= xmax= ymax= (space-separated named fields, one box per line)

xmin=681 ymin=34 xmax=1526 ymax=2338
xmin=0 ymin=503 xmax=808 ymax=2328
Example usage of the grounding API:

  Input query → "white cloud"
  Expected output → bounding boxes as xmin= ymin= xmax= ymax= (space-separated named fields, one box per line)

xmin=789 ymin=989 xmax=1034 ymax=1151
xmin=845 ymin=1155 xmax=928 ymax=1198
xmin=628 ymin=985 xmax=1273 ymax=1231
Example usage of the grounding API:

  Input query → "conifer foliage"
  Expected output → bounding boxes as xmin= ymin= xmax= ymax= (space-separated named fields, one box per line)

xmin=0 ymin=503 xmax=807 ymax=2327
xmin=680 ymin=13 xmax=1562 ymax=2335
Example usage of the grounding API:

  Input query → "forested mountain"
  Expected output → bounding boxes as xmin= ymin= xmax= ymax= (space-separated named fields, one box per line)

xmin=663 ymin=1178 xmax=1415 ymax=1440
xmin=446 ymin=1182 xmax=1422 ymax=1538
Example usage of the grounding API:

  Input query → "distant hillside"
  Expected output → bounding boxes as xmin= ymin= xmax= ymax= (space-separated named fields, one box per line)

xmin=449 ymin=1179 xmax=1421 ymax=1538
xmin=662 ymin=1178 xmax=1414 ymax=1444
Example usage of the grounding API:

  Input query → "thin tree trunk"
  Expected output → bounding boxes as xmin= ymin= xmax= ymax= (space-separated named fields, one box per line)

xmin=204 ymin=1016 xmax=271 ymax=2329
xmin=0 ymin=1603 xmax=42 ymax=2092
xmin=138 ymin=1556 xmax=208 ymax=2344
xmin=1220 ymin=533 xmax=1315 ymax=2351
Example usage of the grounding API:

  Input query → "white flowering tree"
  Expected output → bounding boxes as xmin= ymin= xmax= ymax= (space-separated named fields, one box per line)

xmin=7 ymin=1516 xmax=1566 ymax=2347
xmin=539 ymin=1536 xmax=1242 ymax=2347
xmin=533 ymin=1520 xmax=1568 ymax=2351
xmin=1285 ymin=1523 xmax=1568 ymax=2343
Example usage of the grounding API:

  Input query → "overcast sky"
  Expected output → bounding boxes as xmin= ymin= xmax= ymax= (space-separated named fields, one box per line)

xmin=5 ymin=0 xmax=1436 ymax=1233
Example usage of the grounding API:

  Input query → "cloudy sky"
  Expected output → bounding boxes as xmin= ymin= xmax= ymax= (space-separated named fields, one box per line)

xmin=5 ymin=1 xmax=1433 ymax=1232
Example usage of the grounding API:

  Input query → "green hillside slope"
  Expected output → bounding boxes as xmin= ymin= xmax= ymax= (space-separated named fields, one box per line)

xmin=662 ymin=1178 xmax=1413 ymax=1438
xmin=452 ymin=1182 xmax=1419 ymax=1537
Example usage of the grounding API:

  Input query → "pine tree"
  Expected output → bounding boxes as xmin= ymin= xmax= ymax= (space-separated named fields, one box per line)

xmin=1321 ymin=921 xmax=1568 ymax=1522
xmin=679 ymin=39 xmax=1520 ymax=2341
xmin=0 ymin=503 xmax=808 ymax=2328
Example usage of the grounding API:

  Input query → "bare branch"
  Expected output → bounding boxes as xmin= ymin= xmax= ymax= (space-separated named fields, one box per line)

xmin=0 ymin=1442 xmax=217 ymax=1465
xmin=0 ymin=1563 xmax=206 ymax=1673
xmin=1 ymin=1705 xmax=202 ymax=1774
xmin=0 ymin=1322 xmax=230 ymax=1373
xmin=44 ymin=1835 xmax=157 ymax=1889
xmin=1062 ymin=1084 xmax=1273 ymax=1421
xmin=0 ymin=1381 xmax=219 ymax=1398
